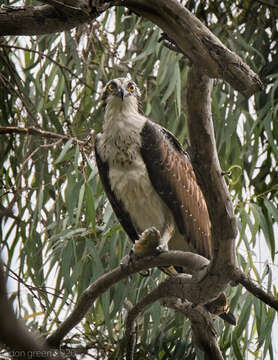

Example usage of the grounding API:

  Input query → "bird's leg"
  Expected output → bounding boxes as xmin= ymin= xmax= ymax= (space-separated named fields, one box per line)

xmin=156 ymin=222 xmax=175 ymax=253
xmin=158 ymin=222 xmax=180 ymax=276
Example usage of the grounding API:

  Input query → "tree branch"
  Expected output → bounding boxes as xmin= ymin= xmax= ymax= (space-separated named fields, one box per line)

xmin=0 ymin=1 xmax=110 ymax=36
xmin=0 ymin=126 xmax=85 ymax=145
xmin=1 ymin=0 xmax=263 ymax=97
xmin=46 ymin=251 xmax=208 ymax=347
xmin=256 ymin=0 xmax=278 ymax=9
xmin=164 ymin=298 xmax=223 ymax=360
xmin=45 ymin=251 xmax=277 ymax=351
xmin=186 ymin=66 xmax=237 ymax=291
xmin=120 ymin=0 xmax=263 ymax=97
xmin=0 ymin=259 xmax=63 ymax=360
xmin=125 ymin=287 xmax=223 ymax=360
xmin=231 ymin=268 xmax=278 ymax=311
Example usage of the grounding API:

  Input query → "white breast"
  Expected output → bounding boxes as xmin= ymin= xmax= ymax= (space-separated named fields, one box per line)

xmin=110 ymin=156 xmax=169 ymax=235
xmin=97 ymin=105 xmax=170 ymax=236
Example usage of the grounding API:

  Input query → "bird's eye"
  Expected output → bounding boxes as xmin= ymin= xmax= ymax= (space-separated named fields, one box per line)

xmin=127 ymin=83 xmax=135 ymax=93
xmin=108 ymin=83 xmax=115 ymax=92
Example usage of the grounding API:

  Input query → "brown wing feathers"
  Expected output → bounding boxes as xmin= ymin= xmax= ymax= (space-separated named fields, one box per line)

xmin=140 ymin=120 xmax=212 ymax=260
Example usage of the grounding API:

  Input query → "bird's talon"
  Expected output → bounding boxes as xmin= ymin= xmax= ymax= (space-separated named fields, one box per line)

xmin=120 ymin=253 xmax=135 ymax=273
xmin=156 ymin=244 xmax=168 ymax=254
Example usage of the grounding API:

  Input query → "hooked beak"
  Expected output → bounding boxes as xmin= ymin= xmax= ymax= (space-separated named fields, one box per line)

xmin=118 ymin=86 xmax=127 ymax=101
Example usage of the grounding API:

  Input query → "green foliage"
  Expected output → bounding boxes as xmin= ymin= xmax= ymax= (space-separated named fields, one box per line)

xmin=0 ymin=1 xmax=277 ymax=359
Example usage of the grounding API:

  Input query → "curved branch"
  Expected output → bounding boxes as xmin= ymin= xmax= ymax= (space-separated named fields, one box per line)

xmin=46 ymin=251 xmax=277 ymax=348
xmin=1 ymin=0 xmax=263 ymax=97
xmin=46 ymin=251 xmax=208 ymax=347
xmin=120 ymin=0 xmax=263 ymax=97
xmin=125 ymin=288 xmax=223 ymax=360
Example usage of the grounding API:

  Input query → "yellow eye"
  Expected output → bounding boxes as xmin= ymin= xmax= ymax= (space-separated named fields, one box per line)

xmin=127 ymin=83 xmax=135 ymax=93
xmin=108 ymin=83 xmax=115 ymax=92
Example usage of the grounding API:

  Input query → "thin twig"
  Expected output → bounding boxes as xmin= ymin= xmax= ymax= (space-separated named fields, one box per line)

xmin=0 ymin=126 xmax=84 ymax=144
xmin=0 ymin=43 xmax=95 ymax=91
xmin=125 ymin=287 xmax=163 ymax=360
xmin=3 ymin=263 xmax=67 ymax=303
xmin=0 ymin=69 xmax=38 ymax=124
xmin=39 ymin=0 xmax=90 ymax=14
xmin=231 ymin=268 xmax=278 ymax=311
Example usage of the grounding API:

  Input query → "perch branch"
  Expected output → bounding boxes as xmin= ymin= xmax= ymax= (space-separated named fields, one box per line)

xmin=46 ymin=251 xmax=277 ymax=348
xmin=120 ymin=0 xmax=263 ymax=97
xmin=46 ymin=251 xmax=208 ymax=347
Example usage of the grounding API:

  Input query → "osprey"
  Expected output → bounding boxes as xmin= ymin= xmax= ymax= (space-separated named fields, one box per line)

xmin=94 ymin=77 xmax=235 ymax=325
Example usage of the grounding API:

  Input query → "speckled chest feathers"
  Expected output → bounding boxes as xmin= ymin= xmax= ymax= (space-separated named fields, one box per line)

xmin=97 ymin=98 xmax=145 ymax=167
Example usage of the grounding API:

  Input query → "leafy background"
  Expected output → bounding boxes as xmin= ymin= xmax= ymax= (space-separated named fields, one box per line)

xmin=0 ymin=0 xmax=277 ymax=359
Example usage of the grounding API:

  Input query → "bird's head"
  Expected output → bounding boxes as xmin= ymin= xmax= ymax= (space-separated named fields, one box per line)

xmin=101 ymin=78 xmax=143 ymax=114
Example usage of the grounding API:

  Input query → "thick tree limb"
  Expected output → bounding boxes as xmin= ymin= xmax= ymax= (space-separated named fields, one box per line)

xmin=186 ymin=66 xmax=237 ymax=294
xmin=0 ymin=2 xmax=100 ymax=36
xmin=119 ymin=0 xmax=263 ymax=97
xmin=1 ymin=0 xmax=263 ymax=97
